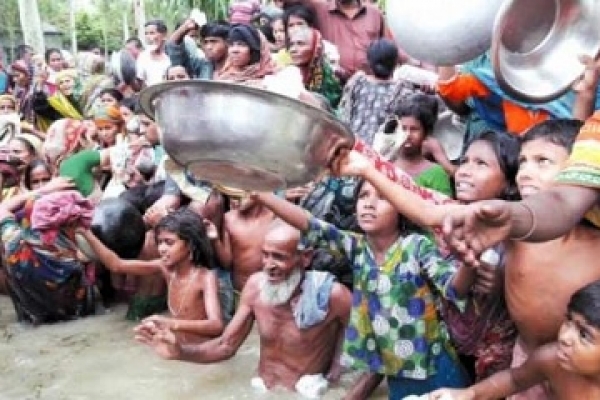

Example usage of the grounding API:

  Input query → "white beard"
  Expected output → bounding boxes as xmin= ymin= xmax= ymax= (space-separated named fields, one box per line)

xmin=259 ymin=268 xmax=303 ymax=306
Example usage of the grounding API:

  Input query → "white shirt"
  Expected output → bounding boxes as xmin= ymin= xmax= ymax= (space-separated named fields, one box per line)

xmin=136 ymin=50 xmax=171 ymax=86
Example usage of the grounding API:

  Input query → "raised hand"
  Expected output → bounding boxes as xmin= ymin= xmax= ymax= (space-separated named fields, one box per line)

xmin=572 ymin=54 xmax=600 ymax=93
xmin=443 ymin=200 xmax=513 ymax=266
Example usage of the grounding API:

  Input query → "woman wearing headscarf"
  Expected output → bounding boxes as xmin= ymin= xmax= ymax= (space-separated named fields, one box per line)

xmin=33 ymin=69 xmax=84 ymax=132
xmin=9 ymin=61 xmax=36 ymax=127
xmin=287 ymin=26 xmax=342 ymax=108
xmin=215 ymin=24 xmax=278 ymax=83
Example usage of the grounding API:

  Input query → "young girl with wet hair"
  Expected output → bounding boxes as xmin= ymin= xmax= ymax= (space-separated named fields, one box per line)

xmin=79 ymin=208 xmax=224 ymax=344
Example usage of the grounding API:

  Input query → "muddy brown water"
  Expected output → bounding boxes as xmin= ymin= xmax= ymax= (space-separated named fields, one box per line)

xmin=0 ymin=296 xmax=388 ymax=400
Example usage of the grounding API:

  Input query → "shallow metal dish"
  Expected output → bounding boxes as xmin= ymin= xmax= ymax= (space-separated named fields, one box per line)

xmin=386 ymin=0 xmax=504 ymax=65
xmin=492 ymin=0 xmax=600 ymax=103
xmin=139 ymin=80 xmax=354 ymax=191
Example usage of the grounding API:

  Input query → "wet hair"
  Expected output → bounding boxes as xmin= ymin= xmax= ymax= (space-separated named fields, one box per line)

xmin=145 ymin=19 xmax=168 ymax=34
xmin=11 ymin=136 xmax=37 ymax=157
xmin=520 ymin=119 xmax=583 ymax=153
xmin=392 ymin=93 xmax=439 ymax=135
xmin=155 ymin=208 xmax=213 ymax=269
xmin=45 ymin=48 xmax=62 ymax=63
xmin=464 ymin=130 xmax=521 ymax=200
xmin=98 ymin=88 xmax=124 ymax=104
xmin=23 ymin=159 xmax=52 ymax=190
xmin=125 ymin=37 xmax=144 ymax=50
xmin=200 ymin=21 xmax=231 ymax=40
xmin=568 ymin=280 xmax=600 ymax=329
xmin=367 ymin=39 xmax=398 ymax=80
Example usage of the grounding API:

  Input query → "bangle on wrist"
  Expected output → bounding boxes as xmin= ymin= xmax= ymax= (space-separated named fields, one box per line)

xmin=510 ymin=202 xmax=537 ymax=241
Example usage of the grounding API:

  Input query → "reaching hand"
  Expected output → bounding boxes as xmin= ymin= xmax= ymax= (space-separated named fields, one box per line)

xmin=428 ymin=387 xmax=475 ymax=400
xmin=134 ymin=320 xmax=182 ymax=360
xmin=443 ymin=200 xmax=513 ymax=266
xmin=572 ymin=54 xmax=600 ymax=93
xmin=330 ymin=149 xmax=371 ymax=178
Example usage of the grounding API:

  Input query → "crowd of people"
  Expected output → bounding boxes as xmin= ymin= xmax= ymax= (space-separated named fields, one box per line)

xmin=1 ymin=0 xmax=600 ymax=399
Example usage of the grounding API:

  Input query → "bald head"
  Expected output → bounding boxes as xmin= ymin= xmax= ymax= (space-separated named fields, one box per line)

xmin=264 ymin=219 xmax=301 ymax=250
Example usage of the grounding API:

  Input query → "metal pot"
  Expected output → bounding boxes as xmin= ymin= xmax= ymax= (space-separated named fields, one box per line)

xmin=492 ymin=0 xmax=600 ymax=103
xmin=139 ymin=81 xmax=354 ymax=192
xmin=386 ymin=0 xmax=505 ymax=65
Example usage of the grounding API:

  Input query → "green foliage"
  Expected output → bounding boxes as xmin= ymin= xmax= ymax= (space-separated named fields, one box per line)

xmin=75 ymin=12 xmax=104 ymax=50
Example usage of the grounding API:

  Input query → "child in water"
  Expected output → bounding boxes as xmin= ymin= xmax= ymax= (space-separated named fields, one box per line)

xmin=79 ymin=208 xmax=223 ymax=344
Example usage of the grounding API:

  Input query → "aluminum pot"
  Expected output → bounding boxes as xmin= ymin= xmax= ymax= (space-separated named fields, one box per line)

xmin=139 ymin=80 xmax=354 ymax=192
xmin=492 ymin=0 xmax=600 ymax=103
xmin=386 ymin=0 xmax=505 ymax=65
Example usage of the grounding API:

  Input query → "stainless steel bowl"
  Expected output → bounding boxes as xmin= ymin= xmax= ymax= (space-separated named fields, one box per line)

xmin=492 ymin=0 xmax=600 ymax=103
xmin=139 ymin=81 xmax=354 ymax=191
xmin=386 ymin=0 xmax=505 ymax=65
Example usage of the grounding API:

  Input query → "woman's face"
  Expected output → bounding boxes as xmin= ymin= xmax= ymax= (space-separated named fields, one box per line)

xmin=100 ymin=93 xmax=119 ymax=107
xmin=288 ymin=31 xmax=314 ymax=66
xmin=0 ymin=99 xmax=16 ymax=115
xmin=96 ymin=123 xmax=120 ymax=147
xmin=58 ymin=76 xmax=75 ymax=96
xmin=272 ymin=19 xmax=286 ymax=50
xmin=454 ymin=140 xmax=508 ymax=203
xmin=119 ymin=106 xmax=133 ymax=123
xmin=28 ymin=164 xmax=52 ymax=190
xmin=227 ymin=42 xmax=252 ymax=69
xmin=287 ymin=15 xmax=309 ymax=31
xmin=47 ymin=51 xmax=64 ymax=72
xmin=12 ymin=70 xmax=30 ymax=87
xmin=166 ymin=66 xmax=190 ymax=81
xmin=9 ymin=138 xmax=35 ymax=168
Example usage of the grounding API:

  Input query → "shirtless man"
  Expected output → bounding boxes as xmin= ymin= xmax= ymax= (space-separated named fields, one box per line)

xmin=80 ymin=208 xmax=223 ymax=344
xmin=134 ymin=220 xmax=352 ymax=394
xmin=209 ymin=196 xmax=274 ymax=291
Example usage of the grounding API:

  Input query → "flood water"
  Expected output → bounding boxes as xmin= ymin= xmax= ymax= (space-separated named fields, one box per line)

xmin=0 ymin=296 xmax=388 ymax=400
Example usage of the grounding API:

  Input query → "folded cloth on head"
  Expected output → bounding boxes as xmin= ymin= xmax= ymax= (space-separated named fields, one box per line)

xmin=31 ymin=190 xmax=94 ymax=245
xmin=293 ymin=270 xmax=335 ymax=329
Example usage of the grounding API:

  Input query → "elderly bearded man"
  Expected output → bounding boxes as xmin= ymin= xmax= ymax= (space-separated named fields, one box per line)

xmin=135 ymin=220 xmax=352 ymax=397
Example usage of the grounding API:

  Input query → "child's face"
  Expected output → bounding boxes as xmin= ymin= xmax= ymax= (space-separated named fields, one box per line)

xmin=28 ymin=165 xmax=52 ymax=190
xmin=517 ymin=138 xmax=569 ymax=198
xmin=96 ymin=123 xmax=119 ymax=147
xmin=272 ymin=20 xmax=286 ymax=49
xmin=557 ymin=311 xmax=600 ymax=376
xmin=356 ymin=181 xmax=399 ymax=235
xmin=454 ymin=140 xmax=508 ymax=203
xmin=100 ymin=93 xmax=118 ymax=108
xmin=398 ymin=116 xmax=426 ymax=157
xmin=156 ymin=230 xmax=190 ymax=270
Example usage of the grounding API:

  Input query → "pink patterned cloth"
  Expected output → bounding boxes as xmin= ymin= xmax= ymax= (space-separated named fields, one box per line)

xmin=31 ymin=190 xmax=94 ymax=245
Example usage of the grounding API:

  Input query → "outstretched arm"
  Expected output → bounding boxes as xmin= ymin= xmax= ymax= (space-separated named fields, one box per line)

xmin=79 ymin=229 xmax=162 ymax=275
xmin=253 ymin=192 xmax=310 ymax=231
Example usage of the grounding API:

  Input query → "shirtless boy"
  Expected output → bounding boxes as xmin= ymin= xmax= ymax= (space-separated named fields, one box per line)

xmin=80 ymin=208 xmax=223 ymax=344
xmin=134 ymin=221 xmax=352 ymax=394
xmin=504 ymin=120 xmax=600 ymax=399
xmin=429 ymin=279 xmax=600 ymax=400
xmin=210 ymin=195 xmax=274 ymax=291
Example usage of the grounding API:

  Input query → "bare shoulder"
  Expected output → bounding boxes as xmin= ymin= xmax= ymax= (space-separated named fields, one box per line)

xmin=238 ymin=272 xmax=262 ymax=306
xmin=329 ymin=282 xmax=352 ymax=320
